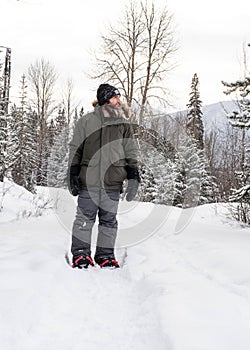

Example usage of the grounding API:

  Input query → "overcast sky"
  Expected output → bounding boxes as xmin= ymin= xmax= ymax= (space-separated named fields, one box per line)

xmin=0 ymin=0 xmax=249 ymax=112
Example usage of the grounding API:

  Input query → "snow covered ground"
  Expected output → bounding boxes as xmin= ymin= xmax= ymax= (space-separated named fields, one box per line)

xmin=1 ymin=179 xmax=250 ymax=350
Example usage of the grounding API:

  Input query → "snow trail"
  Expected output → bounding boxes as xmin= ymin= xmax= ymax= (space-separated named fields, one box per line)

xmin=1 ymin=183 xmax=250 ymax=350
xmin=0 ymin=210 xmax=171 ymax=350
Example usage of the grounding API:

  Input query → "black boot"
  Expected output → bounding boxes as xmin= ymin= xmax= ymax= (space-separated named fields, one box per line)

xmin=72 ymin=255 xmax=94 ymax=269
xmin=95 ymin=256 xmax=120 ymax=268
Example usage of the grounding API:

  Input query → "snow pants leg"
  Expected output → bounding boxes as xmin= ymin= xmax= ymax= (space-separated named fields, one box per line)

xmin=95 ymin=189 xmax=120 ymax=260
xmin=71 ymin=189 xmax=120 ymax=259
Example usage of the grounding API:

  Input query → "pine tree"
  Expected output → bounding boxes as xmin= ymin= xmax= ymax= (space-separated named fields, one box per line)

xmin=138 ymin=142 xmax=158 ymax=203
xmin=47 ymin=119 xmax=56 ymax=148
xmin=56 ymin=107 xmax=66 ymax=134
xmin=153 ymin=157 xmax=177 ymax=205
xmin=0 ymin=60 xmax=8 ymax=181
xmin=7 ymin=75 xmax=38 ymax=192
xmin=46 ymin=80 xmax=75 ymax=188
xmin=229 ymin=170 xmax=250 ymax=225
xmin=222 ymin=73 xmax=250 ymax=168
xmin=138 ymin=163 xmax=156 ymax=202
xmin=25 ymin=108 xmax=38 ymax=192
xmin=138 ymin=140 xmax=177 ymax=205
xmin=173 ymin=133 xmax=214 ymax=208
xmin=47 ymin=104 xmax=70 ymax=188
xmin=47 ymin=125 xmax=69 ymax=188
xmin=222 ymin=74 xmax=250 ymax=224
xmin=186 ymin=73 xmax=204 ymax=149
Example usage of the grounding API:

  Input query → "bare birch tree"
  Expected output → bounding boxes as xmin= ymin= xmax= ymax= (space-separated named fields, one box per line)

xmin=27 ymin=58 xmax=57 ymax=184
xmin=62 ymin=78 xmax=75 ymax=125
xmin=92 ymin=0 xmax=177 ymax=124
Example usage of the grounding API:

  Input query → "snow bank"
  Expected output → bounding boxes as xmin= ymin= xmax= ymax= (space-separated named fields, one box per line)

xmin=0 ymin=178 xmax=51 ymax=222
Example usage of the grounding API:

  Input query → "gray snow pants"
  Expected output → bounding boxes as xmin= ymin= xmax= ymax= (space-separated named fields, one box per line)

xmin=71 ymin=189 xmax=120 ymax=260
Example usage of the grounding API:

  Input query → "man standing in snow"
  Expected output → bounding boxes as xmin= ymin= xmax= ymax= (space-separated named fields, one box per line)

xmin=68 ymin=84 xmax=140 ymax=269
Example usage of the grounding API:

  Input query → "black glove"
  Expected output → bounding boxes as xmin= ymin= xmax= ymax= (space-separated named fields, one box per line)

xmin=68 ymin=165 xmax=81 ymax=196
xmin=125 ymin=166 xmax=140 ymax=202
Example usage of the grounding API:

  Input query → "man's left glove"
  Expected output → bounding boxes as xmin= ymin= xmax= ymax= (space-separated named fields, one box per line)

xmin=125 ymin=166 xmax=141 ymax=202
xmin=68 ymin=165 xmax=81 ymax=196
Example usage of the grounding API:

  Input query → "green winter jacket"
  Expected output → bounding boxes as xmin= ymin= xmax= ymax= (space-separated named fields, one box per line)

xmin=69 ymin=105 xmax=139 ymax=191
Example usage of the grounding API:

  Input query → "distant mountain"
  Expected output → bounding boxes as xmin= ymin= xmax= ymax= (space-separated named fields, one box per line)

xmin=166 ymin=100 xmax=240 ymax=134
xmin=149 ymin=100 xmax=245 ymax=139
xmin=202 ymin=100 xmax=239 ymax=133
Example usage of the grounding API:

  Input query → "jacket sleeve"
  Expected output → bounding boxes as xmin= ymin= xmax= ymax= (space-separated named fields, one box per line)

xmin=123 ymin=121 xmax=140 ymax=169
xmin=68 ymin=118 xmax=86 ymax=168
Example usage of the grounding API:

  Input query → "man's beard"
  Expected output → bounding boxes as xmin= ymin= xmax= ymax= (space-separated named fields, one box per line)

xmin=102 ymin=103 xmax=124 ymax=118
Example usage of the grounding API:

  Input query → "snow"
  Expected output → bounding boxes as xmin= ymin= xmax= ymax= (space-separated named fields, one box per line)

xmin=1 ymin=180 xmax=250 ymax=350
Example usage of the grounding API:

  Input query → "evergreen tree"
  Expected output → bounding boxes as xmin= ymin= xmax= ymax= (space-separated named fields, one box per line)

xmin=229 ymin=169 xmax=250 ymax=225
xmin=0 ymin=61 xmax=8 ymax=181
xmin=222 ymin=75 xmax=250 ymax=170
xmin=222 ymin=74 xmax=250 ymax=224
xmin=25 ymin=108 xmax=38 ymax=192
xmin=186 ymin=73 xmax=204 ymax=149
xmin=138 ymin=140 xmax=177 ymax=205
xmin=56 ymin=107 xmax=66 ymax=134
xmin=40 ymin=123 xmax=52 ymax=186
xmin=173 ymin=133 xmax=214 ymax=208
xmin=47 ymin=124 xmax=69 ymax=188
xmin=153 ymin=156 xmax=177 ymax=205
xmin=138 ymin=163 xmax=156 ymax=202
xmin=7 ymin=76 xmax=38 ymax=192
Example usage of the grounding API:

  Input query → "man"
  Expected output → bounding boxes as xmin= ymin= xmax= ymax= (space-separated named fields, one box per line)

xmin=68 ymin=83 xmax=140 ymax=269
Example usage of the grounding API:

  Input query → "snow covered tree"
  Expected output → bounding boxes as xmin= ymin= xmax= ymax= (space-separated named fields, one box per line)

xmin=229 ymin=170 xmax=250 ymax=225
xmin=222 ymin=55 xmax=250 ymax=170
xmin=24 ymin=108 xmax=39 ymax=192
xmin=47 ymin=125 xmax=69 ymax=188
xmin=222 ymin=73 xmax=250 ymax=224
xmin=138 ymin=163 xmax=156 ymax=202
xmin=186 ymin=73 xmax=204 ymax=149
xmin=47 ymin=104 xmax=70 ymax=188
xmin=153 ymin=157 xmax=177 ymax=205
xmin=138 ymin=147 xmax=177 ymax=205
xmin=56 ymin=107 xmax=67 ymax=135
xmin=173 ymin=133 xmax=214 ymax=208
xmin=7 ymin=75 xmax=38 ymax=192
xmin=137 ymin=126 xmax=177 ymax=205
xmin=0 ymin=60 xmax=8 ymax=181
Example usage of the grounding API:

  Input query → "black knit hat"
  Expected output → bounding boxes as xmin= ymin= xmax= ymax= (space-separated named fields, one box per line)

xmin=97 ymin=84 xmax=121 ymax=106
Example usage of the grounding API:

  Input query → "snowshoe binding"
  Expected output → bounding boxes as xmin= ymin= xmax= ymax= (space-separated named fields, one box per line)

xmin=95 ymin=257 xmax=120 ymax=269
xmin=72 ymin=255 xmax=94 ymax=269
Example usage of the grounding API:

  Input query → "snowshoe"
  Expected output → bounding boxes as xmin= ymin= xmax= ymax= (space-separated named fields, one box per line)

xmin=72 ymin=255 xmax=94 ymax=269
xmin=95 ymin=257 xmax=120 ymax=269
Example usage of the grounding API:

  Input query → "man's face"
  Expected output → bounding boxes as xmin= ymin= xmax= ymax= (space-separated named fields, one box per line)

xmin=108 ymin=95 xmax=121 ymax=107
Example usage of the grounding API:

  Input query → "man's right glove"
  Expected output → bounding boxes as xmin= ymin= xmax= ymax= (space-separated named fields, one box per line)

xmin=68 ymin=165 xmax=81 ymax=196
xmin=125 ymin=166 xmax=141 ymax=202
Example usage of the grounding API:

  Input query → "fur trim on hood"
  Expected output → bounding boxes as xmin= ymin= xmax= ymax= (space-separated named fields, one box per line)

xmin=92 ymin=100 xmax=131 ymax=119
xmin=92 ymin=99 xmax=99 ymax=107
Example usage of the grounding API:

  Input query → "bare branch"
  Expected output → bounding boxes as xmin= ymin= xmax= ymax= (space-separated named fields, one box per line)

xmin=90 ymin=0 xmax=177 ymax=123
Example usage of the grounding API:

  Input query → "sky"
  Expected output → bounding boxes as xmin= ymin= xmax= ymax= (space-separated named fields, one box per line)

xmin=0 ymin=0 xmax=249 ymax=112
